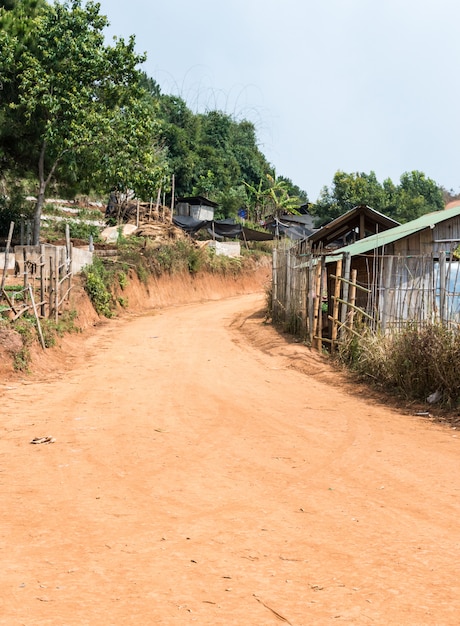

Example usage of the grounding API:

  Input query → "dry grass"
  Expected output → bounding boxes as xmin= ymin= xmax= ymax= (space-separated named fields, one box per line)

xmin=337 ymin=321 xmax=460 ymax=407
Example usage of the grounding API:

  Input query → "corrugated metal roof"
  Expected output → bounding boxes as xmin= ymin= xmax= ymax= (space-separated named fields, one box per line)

xmin=328 ymin=205 xmax=460 ymax=257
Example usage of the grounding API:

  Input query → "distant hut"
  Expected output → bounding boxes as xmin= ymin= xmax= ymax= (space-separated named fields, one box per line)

xmin=175 ymin=196 xmax=218 ymax=222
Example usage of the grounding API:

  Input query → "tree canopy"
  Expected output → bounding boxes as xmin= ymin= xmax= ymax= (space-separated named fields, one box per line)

xmin=0 ymin=0 xmax=169 ymax=243
xmin=312 ymin=170 xmax=445 ymax=226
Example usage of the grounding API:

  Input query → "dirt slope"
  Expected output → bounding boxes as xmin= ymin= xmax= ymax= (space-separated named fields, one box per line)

xmin=1 ymin=279 xmax=460 ymax=624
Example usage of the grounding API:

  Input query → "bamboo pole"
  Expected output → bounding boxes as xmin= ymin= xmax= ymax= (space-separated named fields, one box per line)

xmin=439 ymin=251 xmax=446 ymax=324
xmin=272 ymin=246 xmax=278 ymax=318
xmin=170 ymin=174 xmax=175 ymax=223
xmin=65 ymin=225 xmax=72 ymax=302
xmin=2 ymin=287 xmax=18 ymax=316
xmin=155 ymin=187 xmax=161 ymax=221
xmin=330 ymin=257 xmax=342 ymax=352
xmin=312 ymin=260 xmax=322 ymax=351
xmin=1 ymin=221 xmax=14 ymax=291
xmin=340 ymin=252 xmax=351 ymax=326
xmin=381 ymin=255 xmax=393 ymax=332
xmin=40 ymin=244 xmax=46 ymax=317
xmin=54 ymin=248 xmax=59 ymax=323
xmin=49 ymin=255 xmax=53 ymax=318
xmin=241 ymin=227 xmax=249 ymax=251
xmin=22 ymin=246 xmax=27 ymax=292
xmin=285 ymin=246 xmax=292 ymax=317
xmin=349 ymin=269 xmax=357 ymax=332
xmin=308 ymin=260 xmax=315 ymax=345
xmin=28 ymin=285 xmax=46 ymax=349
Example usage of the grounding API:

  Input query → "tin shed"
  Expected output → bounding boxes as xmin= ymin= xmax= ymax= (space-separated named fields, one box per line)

xmin=175 ymin=196 xmax=218 ymax=221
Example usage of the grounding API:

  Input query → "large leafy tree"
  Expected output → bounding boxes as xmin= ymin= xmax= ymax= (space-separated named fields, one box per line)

xmin=158 ymin=95 xmax=201 ymax=197
xmin=0 ymin=0 xmax=48 ymax=173
xmin=313 ymin=171 xmax=387 ymax=226
xmin=1 ymin=0 xmax=163 ymax=243
xmin=389 ymin=171 xmax=444 ymax=222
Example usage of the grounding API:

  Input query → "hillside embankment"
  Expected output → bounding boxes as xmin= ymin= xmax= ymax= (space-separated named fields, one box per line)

xmin=0 ymin=258 xmax=272 ymax=380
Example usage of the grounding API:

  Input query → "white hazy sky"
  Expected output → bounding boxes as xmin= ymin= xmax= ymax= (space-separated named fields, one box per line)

xmin=96 ymin=0 xmax=460 ymax=201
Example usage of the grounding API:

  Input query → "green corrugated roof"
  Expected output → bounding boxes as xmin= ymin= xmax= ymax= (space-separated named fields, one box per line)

xmin=328 ymin=205 xmax=460 ymax=258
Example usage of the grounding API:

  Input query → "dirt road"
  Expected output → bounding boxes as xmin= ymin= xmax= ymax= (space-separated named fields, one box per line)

xmin=1 ymin=292 xmax=460 ymax=625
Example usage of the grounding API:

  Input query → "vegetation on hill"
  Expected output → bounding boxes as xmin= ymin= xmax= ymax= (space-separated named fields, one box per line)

xmin=311 ymin=170 xmax=447 ymax=227
xmin=0 ymin=0 xmax=306 ymax=241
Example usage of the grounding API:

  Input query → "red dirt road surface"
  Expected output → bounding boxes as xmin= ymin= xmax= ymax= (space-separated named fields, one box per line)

xmin=1 ymin=292 xmax=460 ymax=625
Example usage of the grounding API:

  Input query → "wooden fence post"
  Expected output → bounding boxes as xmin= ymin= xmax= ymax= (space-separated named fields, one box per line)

xmin=381 ymin=255 xmax=393 ymax=333
xmin=313 ymin=258 xmax=323 ymax=351
xmin=28 ymin=285 xmax=46 ymax=349
xmin=170 ymin=174 xmax=175 ymax=223
xmin=439 ymin=251 xmax=446 ymax=324
xmin=40 ymin=244 xmax=46 ymax=317
xmin=331 ymin=257 xmax=343 ymax=352
xmin=49 ymin=255 xmax=53 ymax=318
xmin=272 ymin=246 xmax=278 ymax=318
xmin=340 ymin=253 xmax=351 ymax=327
xmin=349 ymin=269 xmax=357 ymax=332
xmin=285 ymin=247 xmax=292 ymax=319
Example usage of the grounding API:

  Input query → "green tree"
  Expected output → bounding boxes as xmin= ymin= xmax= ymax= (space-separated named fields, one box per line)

xmin=312 ymin=170 xmax=444 ymax=227
xmin=313 ymin=171 xmax=387 ymax=226
xmin=244 ymin=171 xmax=301 ymax=222
xmin=84 ymin=92 xmax=168 ymax=210
xmin=158 ymin=95 xmax=201 ymax=198
xmin=1 ymin=0 xmax=160 ymax=243
xmin=392 ymin=171 xmax=444 ymax=222
xmin=0 ymin=0 xmax=48 ymax=175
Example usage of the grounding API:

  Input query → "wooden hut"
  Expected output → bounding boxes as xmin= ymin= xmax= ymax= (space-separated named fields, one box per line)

xmin=309 ymin=204 xmax=400 ymax=251
xmin=325 ymin=204 xmax=460 ymax=332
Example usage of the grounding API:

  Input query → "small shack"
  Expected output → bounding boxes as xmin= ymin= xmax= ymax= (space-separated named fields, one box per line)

xmin=309 ymin=204 xmax=400 ymax=251
xmin=175 ymin=196 xmax=218 ymax=222
xmin=326 ymin=204 xmax=460 ymax=331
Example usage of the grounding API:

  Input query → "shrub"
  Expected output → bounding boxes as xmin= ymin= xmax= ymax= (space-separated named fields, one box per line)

xmin=338 ymin=321 xmax=460 ymax=407
xmin=82 ymin=257 xmax=114 ymax=317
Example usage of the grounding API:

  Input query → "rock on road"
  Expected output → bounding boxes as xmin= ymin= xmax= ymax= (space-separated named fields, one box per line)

xmin=1 ymin=292 xmax=459 ymax=625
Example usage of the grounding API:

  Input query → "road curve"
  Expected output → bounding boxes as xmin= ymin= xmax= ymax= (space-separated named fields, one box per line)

xmin=1 ymin=293 xmax=459 ymax=625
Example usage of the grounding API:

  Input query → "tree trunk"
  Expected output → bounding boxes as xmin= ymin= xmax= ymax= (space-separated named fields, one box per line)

xmin=33 ymin=140 xmax=47 ymax=245
xmin=33 ymin=140 xmax=62 ymax=245
xmin=33 ymin=182 xmax=46 ymax=246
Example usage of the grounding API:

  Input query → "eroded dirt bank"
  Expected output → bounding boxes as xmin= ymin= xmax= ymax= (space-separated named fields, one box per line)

xmin=1 ymin=274 xmax=460 ymax=624
xmin=0 ymin=262 xmax=272 ymax=380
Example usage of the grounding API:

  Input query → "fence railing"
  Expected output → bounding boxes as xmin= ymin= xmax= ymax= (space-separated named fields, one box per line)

xmin=1 ymin=238 xmax=73 ymax=342
xmin=272 ymin=240 xmax=460 ymax=351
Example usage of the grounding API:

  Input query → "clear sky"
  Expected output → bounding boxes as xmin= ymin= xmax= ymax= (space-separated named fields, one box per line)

xmin=96 ymin=0 xmax=460 ymax=201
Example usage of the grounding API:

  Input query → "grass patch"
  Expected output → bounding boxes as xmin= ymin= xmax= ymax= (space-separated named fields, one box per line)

xmin=40 ymin=310 xmax=81 ymax=347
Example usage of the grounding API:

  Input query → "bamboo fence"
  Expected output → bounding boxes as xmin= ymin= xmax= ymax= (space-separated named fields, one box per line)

xmin=272 ymin=240 xmax=460 ymax=351
xmin=0 ymin=223 xmax=73 ymax=339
